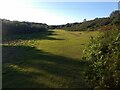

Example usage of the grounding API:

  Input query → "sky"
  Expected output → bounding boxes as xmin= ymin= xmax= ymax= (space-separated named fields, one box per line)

xmin=0 ymin=0 xmax=118 ymax=25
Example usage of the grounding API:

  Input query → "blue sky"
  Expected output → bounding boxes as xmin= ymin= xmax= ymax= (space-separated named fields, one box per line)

xmin=0 ymin=0 xmax=118 ymax=25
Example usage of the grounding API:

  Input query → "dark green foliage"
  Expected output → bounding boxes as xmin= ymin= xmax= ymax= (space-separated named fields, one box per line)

xmin=2 ymin=19 xmax=48 ymax=37
xmin=83 ymin=28 xmax=120 ymax=89
xmin=110 ymin=10 xmax=120 ymax=25
xmin=48 ymin=25 xmax=61 ymax=29
xmin=62 ymin=17 xmax=113 ymax=31
xmin=110 ymin=10 xmax=120 ymax=18
xmin=59 ymin=10 xmax=120 ymax=31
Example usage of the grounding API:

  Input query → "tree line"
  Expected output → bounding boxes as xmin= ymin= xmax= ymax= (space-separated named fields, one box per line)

xmin=2 ymin=19 xmax=48 ymax=37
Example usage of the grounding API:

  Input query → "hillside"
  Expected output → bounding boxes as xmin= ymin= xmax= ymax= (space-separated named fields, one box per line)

xmin=2 ymin=10 xmax=120 ymax=38
xmin=50 ymin=10 xmax=120 ymax=31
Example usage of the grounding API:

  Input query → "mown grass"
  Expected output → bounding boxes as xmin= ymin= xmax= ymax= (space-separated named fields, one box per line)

xmin=2 ymin=29 xmax=99 ymax=88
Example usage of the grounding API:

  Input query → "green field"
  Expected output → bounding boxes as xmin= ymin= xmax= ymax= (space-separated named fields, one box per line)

xmin=3 ymin=29 xmax=99 ymax=88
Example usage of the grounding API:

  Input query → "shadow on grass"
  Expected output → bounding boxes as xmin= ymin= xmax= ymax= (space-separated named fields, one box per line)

xmin=2 ymin=45 xmax=90 ymax=88
xmin=3 ymin=30 xmax=65 ymax=43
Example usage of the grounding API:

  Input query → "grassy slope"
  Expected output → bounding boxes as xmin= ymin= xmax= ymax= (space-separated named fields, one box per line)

xmin=2 ymin=29 xmax=99 ymax=88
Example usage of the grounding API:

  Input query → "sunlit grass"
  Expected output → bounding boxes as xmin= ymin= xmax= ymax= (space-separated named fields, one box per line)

xmin=3 ymin=29 xmax=99 ymax=88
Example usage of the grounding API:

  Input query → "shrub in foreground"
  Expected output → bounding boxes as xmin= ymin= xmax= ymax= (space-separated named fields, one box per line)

xmin=83 ymin=28 xmax=120 ymax=89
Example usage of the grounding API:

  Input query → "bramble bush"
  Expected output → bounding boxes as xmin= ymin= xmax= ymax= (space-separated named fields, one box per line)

xmin=83 ymin=27 xmax=120 ymax=89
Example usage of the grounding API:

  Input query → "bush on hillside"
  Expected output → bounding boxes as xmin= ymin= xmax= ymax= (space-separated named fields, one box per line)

xmin=61 ymin=10 xmax=120 ymax=31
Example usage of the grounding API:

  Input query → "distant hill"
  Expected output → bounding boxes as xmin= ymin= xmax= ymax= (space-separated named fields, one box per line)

xmin=51 ymin=10 xmax=120 ymax=31
xmin=2 ymin=10 xmax=120 ymax=37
